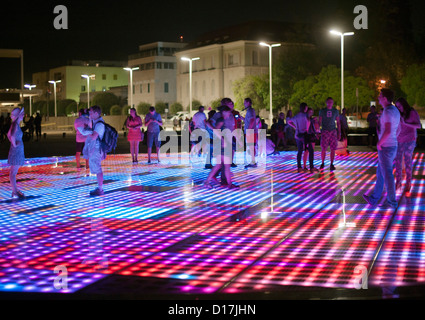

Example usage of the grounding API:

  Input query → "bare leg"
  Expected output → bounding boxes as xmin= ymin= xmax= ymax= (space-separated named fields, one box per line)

xmin=10 ymin=165 xmax=20 ymax=193
xmin=330 ymin=149 xmax=335 ymax=166
xmin=135 ymin=142 xmax=139 ymax=162
xmin=303 ymin=150 xmax=308 ymax=169
xmin=76 ymin=152 xmax=81 ymax=168
xmin=97 ymin=172 xmax=103 ymax=191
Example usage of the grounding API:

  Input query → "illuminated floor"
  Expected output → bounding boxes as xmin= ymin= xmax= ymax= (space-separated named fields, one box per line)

xmin=0 ymin=151 xmax=424 ymax=299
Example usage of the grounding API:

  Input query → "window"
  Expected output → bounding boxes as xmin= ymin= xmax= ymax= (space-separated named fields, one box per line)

xmin=102 ymin=86 xmax=106 ymax=91
xmin=147 ymin=83 xmax=150 ymax=93
xmin=228 ymin=54 xmax=234 ymax=66
xmin=156 ymin=62 xmax=162 ymax=69
xmin=164 ymin=82 xmax=169 ymax=93
xmin=202 ymin=81 xmax=206 ymax=96
xmin=139 ymin=84 xmax=143 ymax=93
xmin=113 ymin=74 xmax=118 ymax=80
xmin=102 ymin=74 xmax=106 ymax=80
xmin=81 ymin=85 xmax=86 ymax=92
xmin=211 ymin=56 xmax=215 ymax=68
xmin=252 ymin=51 xmax=258 ymax=65
xmin=91 ymin=86 xmax=96 ymax=92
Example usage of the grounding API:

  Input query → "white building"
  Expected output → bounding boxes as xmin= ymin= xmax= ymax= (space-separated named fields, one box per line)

xmin=176 ymin=40 xmax=271 ymax=109
xmin=175 ymin=21 xmax=314 ymax=110
xmin=128 ymin=42 xmax=186 ymax=108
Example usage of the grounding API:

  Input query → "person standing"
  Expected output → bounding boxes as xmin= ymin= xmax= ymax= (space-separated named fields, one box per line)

xmin=288 ymin=103 xmax=317 ymax=173
xmin=78 ymin=105 xmax=106 ymax=196
xmin=242 ymin=98 xmax=257 ymax=168
xmin=394 ymin=97 xmax=421 ymax=192
xmin=144 ymin=106 xmax=163 ymax=164
xmin=126 ymin=107 xmax=143 ymax=163
xmin=363 ymin=89 xmax=400 ymax=209
xmin=34 ymin=111 xmax=42 ymax=141
xmin=191 ymin=105 xmax=207 ymax=156
xmin=7 ymin=108 xmax=26 ymax=198
xmin=74 ymin=109 xmax=90 ymax=169
xmin=220 ymin=98 xmax=238 ymax=167
xmin=303 ymin=107 xmax=319 ymax=172
xmin=319 ymin=97 xmax=340 ymax=171
xmin=367 ymin=106 xmax=379 ymax=147
xmin=285 ymin=110 xmax=295 ymax=145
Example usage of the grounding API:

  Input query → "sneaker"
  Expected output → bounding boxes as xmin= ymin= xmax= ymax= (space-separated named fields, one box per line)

xmin=330 ymin=164 xmax=336 ymax=171
xmin=379 ymin=201 xmax=397 ymax=209
xmin=90 ymin=188 xmax=104 ymax=196
xmin=310 ymin=167 xmax=319 ymax=173
xmin=204 ymin=164 xmax=213 ymax=169
xmin=203 ymin=182 xmax=213 ymax=189
xmin=297 ymin=168 xmax=304 ymax=173
xmin=147 ymin=160 xmax=151 ymax=164
xmin=244 ymin=163 xmax=257 ymax=169
xmin=320 ymin=163 xmax=325 ymax=170
xmin=227 ymin=184 xmax=240 ymax=190
xmin=363 ymin=194 xmax=376 ymax=206
xmin=231 ymin=163 xmax=237 ymax=168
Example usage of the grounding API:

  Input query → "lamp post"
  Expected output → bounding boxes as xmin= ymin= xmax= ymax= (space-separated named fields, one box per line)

xmin=259 ymin=42 xmax=281 ymax=126
xmin=330 ymin=30 xmax=354 ymax=111
xmin=81 ymin=74 xmax=95 ymax=107
xmin=48 ymin=80 xmax=61 ymax=117
xmin=181 ymin=57 xmax=200 ymax=115
xmin=124 ymin=67 xmax=139 ymax=108
xmin=24 ymin=84 xmax=36 ymax=116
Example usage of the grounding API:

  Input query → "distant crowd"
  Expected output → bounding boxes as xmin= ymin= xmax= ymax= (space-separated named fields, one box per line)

xmin=5 ymin=89 xmax=421 ymax=210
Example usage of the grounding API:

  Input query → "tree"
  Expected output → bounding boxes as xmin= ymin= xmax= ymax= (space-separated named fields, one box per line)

xmin=92 ymin=92 xmax=119 ymax=115
xmin=155 ymin=101 xmax=167 ymax=114
xmin=65 ymin=101 xmax=78 ymax=115
xmin=289 ymin=65 xmax=374 ymax=112
xmin=57 ymin=99 xmax=77 ymax=116
xmin=122 ymin=105 xmax=131 ymax=116
xmin=400 ymin=64 xmax=425 ymax=107
xmin=169 ymin=102 xmax=183 ymax=114
xmin=210 ymin=98 xmax=222 ymax=110
xmin=188 ymin=99 xmax=202 ymax=112
xmin=137 ymin=102 xmax=151 ymax=115
xmin=232 ymin=74 xmax=268 ymax=114
xmin=110 ymin=105 xmax=121 ymax=115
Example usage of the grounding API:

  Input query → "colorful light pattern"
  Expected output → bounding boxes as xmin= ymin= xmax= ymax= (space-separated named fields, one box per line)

xmin=0 ymin=151 xmax=424 ymax=297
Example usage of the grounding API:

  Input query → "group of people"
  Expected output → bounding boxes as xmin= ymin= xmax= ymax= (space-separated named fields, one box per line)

xmin=5 ymin=88 xmax=421 ymax=201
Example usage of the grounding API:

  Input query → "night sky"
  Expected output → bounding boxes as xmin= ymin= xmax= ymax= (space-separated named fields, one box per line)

xmin=1 ymin=0 xmax=424 ymax=88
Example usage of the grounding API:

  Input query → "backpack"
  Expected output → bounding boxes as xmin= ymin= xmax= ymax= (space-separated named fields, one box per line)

xmin=95 ymin=120 xmax=118 ymax=154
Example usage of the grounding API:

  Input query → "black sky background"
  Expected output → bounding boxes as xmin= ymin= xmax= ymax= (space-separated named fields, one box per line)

xmin=1 ymin=0 xmax=424 ymax=89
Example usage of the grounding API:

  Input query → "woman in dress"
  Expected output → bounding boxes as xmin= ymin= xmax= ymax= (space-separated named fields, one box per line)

xmin=7 ymin=107 xmax=26 ymax=198
xmin=394 ymin=98 xmax=421 ymax=192
xmin=125 ymin=108 xmax=143 ymax=163
xmin=303 ymin=107 xmax=319 ymax=171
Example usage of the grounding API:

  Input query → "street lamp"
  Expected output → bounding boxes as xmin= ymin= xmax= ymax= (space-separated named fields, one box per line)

xmin=330 ymin=30 xmax=354 ymax=111
xmin=24 ymin=84 xmax=36 ymax=116
xmin=81 ymin=74 xmax=95 ymax=107
xmin=124 ymin=67 xmax=139 ymax=108
xmin=48 ymin=80 xmax=61 ymax=117
xmin=259 ymin=42 xmax=281 ymax=126
xmin=181 ymin=57 xmax=200 ymax=115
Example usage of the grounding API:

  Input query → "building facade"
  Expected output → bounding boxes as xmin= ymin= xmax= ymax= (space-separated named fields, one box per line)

xmin=127 ymin=42 xmax=186 ymax=108
xmin=175 ymin=40 xmax=273 ymax=109
xmin=32 ymin=61 xmax=128 ymax=104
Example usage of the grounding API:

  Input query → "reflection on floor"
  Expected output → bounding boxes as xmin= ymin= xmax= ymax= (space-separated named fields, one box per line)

xmin=0 ymin=151 xmax=424 ymax=298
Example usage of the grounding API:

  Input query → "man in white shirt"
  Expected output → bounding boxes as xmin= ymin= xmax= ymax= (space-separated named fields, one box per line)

xmin=363 ymin=89 xmax=400 ymax=209
xmin=79 ymin=105 xmax=105 ymax=196
xmin=191 ymin=105 xmax=207 ymax=157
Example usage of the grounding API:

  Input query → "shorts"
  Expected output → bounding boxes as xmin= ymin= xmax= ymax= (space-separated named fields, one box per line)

xmin=147 ymin=131 xmax=161 ymax=149
xmin=76 ymin=142 xmax=85 ymax=153
xmin=89 ymin=149 xmax=103 ymax=175
xmin=320 ymin=130 xmax=337 ymax=151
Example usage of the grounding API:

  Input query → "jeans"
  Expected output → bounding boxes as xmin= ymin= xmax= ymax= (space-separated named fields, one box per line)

xmin=370 ymin=146 xmax=398 ymax=207
xmin=394 ymin=141 xmax=416 ymax=185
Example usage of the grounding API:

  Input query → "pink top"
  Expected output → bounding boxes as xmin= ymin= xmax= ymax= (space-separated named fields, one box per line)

xmin=74 ymin=115 xmax=90 ymax=143
xmin=397 ymin=109 xmax=421 ymax=143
